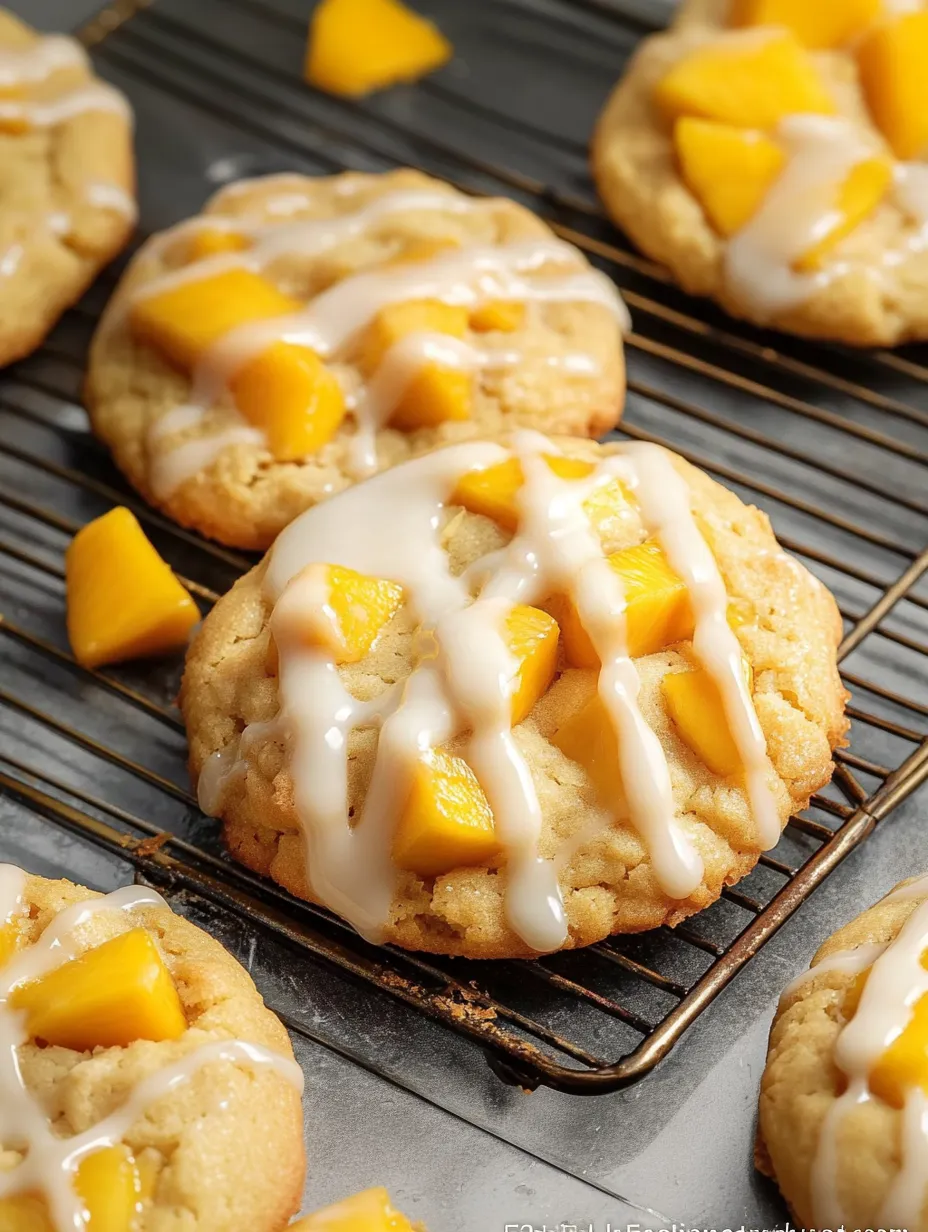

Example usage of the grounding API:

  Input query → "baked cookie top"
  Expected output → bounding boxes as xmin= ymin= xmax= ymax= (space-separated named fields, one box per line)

xmin=181 ymin=431 xmax=847 ymax=959
xmin=0 ymin=10 xmax=135 ymax=366
xmin=86 ymin=169 xmax=628 ymax=550
xmin=0 ymin=867 xmax=305 ymax=1231
xmin=592 ymin=0 xmax=928 ymax=345
xmin=760 ymin=876 xmax=928 ymax=1228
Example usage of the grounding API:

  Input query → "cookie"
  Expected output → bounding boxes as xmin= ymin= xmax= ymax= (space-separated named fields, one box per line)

xmin=0 ymin=866 xmax=305 ymax=1231
xmin=760 ymin=875 xmax=928 ymax=1228
xmin=592 ymin=0 xmax=928 ymax=345
xmin=0 ymin=10 xmax=135 ymax=366
xmin=86 ymin=169 xmax=628 ymax=550
xmin=180 ymin=431 xmax=847 ymax=960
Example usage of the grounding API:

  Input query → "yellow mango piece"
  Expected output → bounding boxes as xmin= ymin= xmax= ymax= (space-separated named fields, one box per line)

xmin=393 ymin=750 xmax=500 ymax=878
xmin=306 ymin=0 xmax=452 ymax=98
xmin=75 ymin=1146 xmax=141 ymax=1232
xmin=291 ymin=1187 xmax=414 ymax=1231
xmin=469 ymin=300 xmax=526 ymax=333
xmin=662 ymin=658 xmax=752 ymax=778
xmin=506 ymin=605 xmax=559 ymax=725
xmin=186 ymin=228 xmax=251 ymax=261
xmin=10 ymin=927 xmax=187 ymax=1051
xmin=130 ymin=268 xmax=301 ymax=371
xmin=858 ymin=12 xmax=928 ymax=160
xmin=361 ymin=298 xmax=472 ymax=429
xmin=0 ymin=1194 xmax=54 ymax=1232
xmin=451 ymin=454 xmax=600 ymax=533
xmin=65 ymin=507 xmax=199 ymax=669
xmin=795 ymin=156 xmax=893 ymax=270
xmin=551 ymin=694 xmax=621 ymax=807
xmin=230 ymin=342 xmax=346 ymax=461
xmin=275 ymin=563 xmax=404 ymax=664
xmin=675 ymin=118 xmax=785 ymax=236
xmin=655 ymin=32 xmax=835 ymax=129
xmin=729 ymin=0 xmax=880 ymax=48
xmin=560 ymin=541 xmax=694 ymax=668
xmin=868 ymin=957 xmax=928 ymax=1108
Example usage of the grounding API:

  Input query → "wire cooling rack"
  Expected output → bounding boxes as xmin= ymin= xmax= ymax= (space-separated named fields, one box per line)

xmin=0 ymin=0 xmax=926 ymax=1094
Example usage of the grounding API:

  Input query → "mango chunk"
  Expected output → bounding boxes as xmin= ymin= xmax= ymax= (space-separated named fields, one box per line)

xmin=0 ymin=1194 xmax=54 ymax=1232
xmin=451 ymin=454 xmax=612 ymax=533
xmin=130 ymin=268 xmax=301 ymax=371
xmin=274 ymin=563 xmax=404 ymax=664
xmin=868 ymin=966 xmax=928 ymax=1109
xmin=654 ymin=32 xmax=835 ymax=129
xmin=560 ymin=540 xmax=694 ymax=668
xmin=662 ymin=658 xmax=752 ymax=778
xmin=506 ymin=605 xmax=559 ymax=725
xmin=675 ymin=118 xmax=785 ymax=236
xmin=795 ymin=156 xmax=893 ymax=270
xmin=392 ymin=750 xmax=500 ymax=878
xmin=858 ymin=12 xmax=928 ymax=160
xmin=729 ymin=0 xmax=880 ymax=49
xmin=306 ymin=0 xmax=452 ymax=98
xmin=361 ymin=298 xmax=472 ymax=429
xmin=230 ymin=342 xmax=346 ymax=461
xmin=469 ymin=300 xmax=526 ymax=333
xmin=186 ymin=228 xmax=251 ymax=262
xmin=66 ymin=507 xmax=199 ymax=669
xmin=552 ymin=694 xmax=621 ymax=807
xmin=10 ymin=927 xmax=187 ymax=1051
xmin=291 ymin=1187 xmax=414 ymax=1231
xmin=75 ymin=1145 xmax=142 ymax=1232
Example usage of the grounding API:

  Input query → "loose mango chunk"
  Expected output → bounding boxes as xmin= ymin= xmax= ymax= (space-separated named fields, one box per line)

xmin=10 ymin=927 xmax=187 ymax=1051
xmin=654 ymin=32 xmax=835 ymax=129
xmin=560 ymin=541 xmax=694 ymax=668
xmin=275 ymin=563 xmax=404 ymax=664
xmin=506 ymin=605 xmax=559 ymax=725
xmin=729 ymin=0 xmax=880 ymax=49
xmin=868 ymin=960 xmax=928 ymax=1109
xmin=130 ymin=268 xmax=301 ymax=371
xmin=65 ymin=507 xmax=199 ymax=669
xmin=306 ymin=0 xmax=452 ymax=98
xmin=186 ymin=228 xmax=251 ymax=262
xmin=451 ymin=454 xmax=601 ymax=533
xmin=662 ymin=658 xmax=752 ymax=778
xmin=675 ymin=118 xmax=785 ymax=236
xmin=230 ymin=342 xmax=346 ymax=461
xmin=291 ymin=1187 xmax=414 ymax=1231
xmin=858 ymin=12 xmax=928 ymax=160
xmin=393 ymin=750 xmax=500 ymax=878
xmin=795 ymin=156 xmax=893 ymax=270
xmin=0 ymin=1194 xmax=54 ymax=1232
xmin=75 ymin=1146 xmax=142 ymax=1232
xmin=361 ymin=298 xmax=472 ymax=429
xmin=552 ymin=694 xmax=621 ymax=807
xmin=469 ymin=300 xmax=526 ymax=333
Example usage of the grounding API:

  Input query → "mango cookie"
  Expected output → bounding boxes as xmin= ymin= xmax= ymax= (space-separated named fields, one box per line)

xmin=86 ymin=169 xmax=629 ymax=551
xmin=0 ymin=865 xmax=305 ymax=1231
xmin=0 ymin=11 xmax=135 ymax=366
xmin=592 ymin=0 xmax=928 ymax=345
xmin=180 ymin=431 xmax=847 ymax=960
xmin=760 ymin=875 xmax=928 ymax=1227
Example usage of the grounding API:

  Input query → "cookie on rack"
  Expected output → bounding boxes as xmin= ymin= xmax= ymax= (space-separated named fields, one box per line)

xmin=86 ymin=169 xmax=628 ymax=550
xmin=0 ymin=866 xmax=305 ymax=1231
xmin=0 ymin=10 xmax=135 ymax=366
xmin=592 ymin=0 xmax=928 ymax=345
xmin=181 ymin=430 xmax=847 ymax=960
xmin=760 ymin=874 xmax=928 ymax=1227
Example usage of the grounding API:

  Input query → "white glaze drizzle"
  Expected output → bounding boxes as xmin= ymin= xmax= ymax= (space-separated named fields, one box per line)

xmin=726 ymin=115 xmax=881 ymax=318
xmin=885 ymin=874 xmax=928 ymax=905
xmin=810 ymin=896 xmax=928 ymax=1224
xmin=148 ymin=423 xmax=264 ymax=500
xmin=0 ymin=35 xmax=88 ymax=87
xmin=780 ymin=942 xmax=889 ymax=1000
xmin=0 ymin=869 xmax=303 ymax=1230
xmin=253 ymin=434 xmax=778 ymax=952
xmin=0 ymin=81 xmax=131 ymax=128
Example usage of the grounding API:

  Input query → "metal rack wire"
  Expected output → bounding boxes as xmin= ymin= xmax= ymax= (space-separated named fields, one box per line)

xmin=0 ymin=0 xmax=926 ymax=1095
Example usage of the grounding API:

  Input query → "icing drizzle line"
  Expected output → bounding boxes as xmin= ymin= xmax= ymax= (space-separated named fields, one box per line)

xmin=0 ymin=867 xmax=303 ymax=1231
xmin=228 ymin=432 xmax=780 ymax=953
